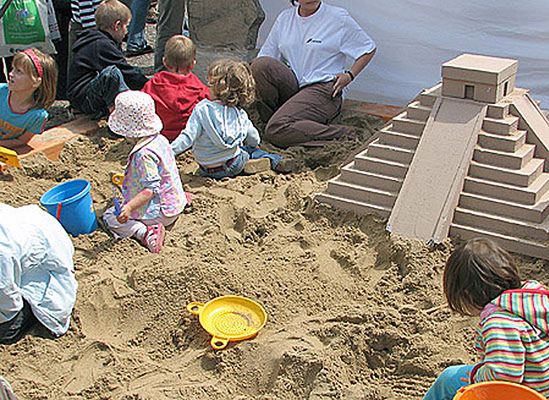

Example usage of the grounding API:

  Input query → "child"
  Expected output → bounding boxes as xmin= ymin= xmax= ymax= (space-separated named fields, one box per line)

xmin=142 ymin=35 xmax=210 ymax=142
xmin=171 ymin=59 xmax=292 ymax=179
xmin=102 ymin=91 xmax=187 ymax=253
xmin=0 ymin=48 xmax=58 ymax=148
xmin=0 ymin=203 xmax=77 ymax=344
xmin=67 ymin=0 xmax=148 ymax=119
xmin=423 ymin=238 xmax=549 ymax=399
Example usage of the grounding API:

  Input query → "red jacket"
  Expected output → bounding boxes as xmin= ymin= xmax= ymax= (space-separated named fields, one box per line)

xmin=142 ymin=71 xmax=210 ymax=141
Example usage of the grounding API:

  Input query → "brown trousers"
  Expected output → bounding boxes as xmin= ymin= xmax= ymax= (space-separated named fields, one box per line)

xmin=251 ymin=57 xmax=354 ymax=148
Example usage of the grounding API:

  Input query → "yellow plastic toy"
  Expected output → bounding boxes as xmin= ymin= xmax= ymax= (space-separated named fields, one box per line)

xmin=187 ymin=295 xmax=267 ymax=350
xmin=0 ymin=146 xmax=21 ymax=168
xmin=110 ymin=173 xmax=124 ymax=187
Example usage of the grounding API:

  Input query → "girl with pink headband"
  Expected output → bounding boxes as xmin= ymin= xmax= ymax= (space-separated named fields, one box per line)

xmin=0 ymin=47 xmax=58 ymax=149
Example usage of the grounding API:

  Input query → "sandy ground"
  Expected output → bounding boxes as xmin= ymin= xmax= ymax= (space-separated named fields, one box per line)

xmin=1 ymin=23 xmax=548 ymax=400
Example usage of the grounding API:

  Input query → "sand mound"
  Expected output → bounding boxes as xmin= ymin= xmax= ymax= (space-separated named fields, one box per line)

xmin=0 ymin=126 xmax=547 ymax=400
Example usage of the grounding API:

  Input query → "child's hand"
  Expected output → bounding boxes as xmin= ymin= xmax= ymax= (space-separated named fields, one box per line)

xmin=116 ymin=204 xmax=132 ymax=224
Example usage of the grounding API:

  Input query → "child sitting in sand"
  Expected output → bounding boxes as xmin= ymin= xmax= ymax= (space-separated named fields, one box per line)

xmin=0 ymin=48 xmax=58 ymax=148
xmin=67 ymin=0 xmax=148 ymax=119
xmin=171 ymin=59 xmax=293 ymax=179
xmin=142 ymin=35 xmax=210 ymax=142
xmin=102 ymin=91 xmax=187 ymax=253
xmin=423 ymin=238 xmax=549 ymax=399
xmin=0 ymin=203 xmax=77 ymax=345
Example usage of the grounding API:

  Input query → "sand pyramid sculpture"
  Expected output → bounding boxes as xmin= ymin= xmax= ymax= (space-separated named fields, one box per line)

xmin=317 ymin=54 xmax=549 ymax=259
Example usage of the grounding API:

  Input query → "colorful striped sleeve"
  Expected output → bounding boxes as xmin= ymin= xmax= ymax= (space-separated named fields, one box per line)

xmin=473 ymin=315 xmax=526 ymax=383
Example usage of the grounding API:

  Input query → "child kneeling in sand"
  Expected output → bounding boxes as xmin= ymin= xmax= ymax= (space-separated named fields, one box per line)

xmin=0 ymin=203 xmax=77 ymax=344
xmin=423 ymin=238 xmax=549 ymax=399
xmin=171 ymin=59 xmax=292 ymax=179
xmin=102 ymin=91 xmax=187 ymax=253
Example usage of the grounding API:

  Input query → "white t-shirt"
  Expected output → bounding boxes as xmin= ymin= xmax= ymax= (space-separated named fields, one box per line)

xmin=258 ymin=3 xmax=376 ymax=87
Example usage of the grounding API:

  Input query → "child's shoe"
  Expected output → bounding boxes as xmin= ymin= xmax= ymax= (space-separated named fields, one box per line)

xmin=243 ymin=158 xmax=271 ymax=174
xmin=274 ymin=158 xmax=297 ymax=173
xmin=140 ymin=223 xmax=165 ymax=253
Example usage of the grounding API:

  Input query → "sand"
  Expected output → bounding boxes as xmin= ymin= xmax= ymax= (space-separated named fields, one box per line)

xmin=1 ymin=120 xmax=547 ymax=400
xmin=1 ymin=21 xmax=548 ymax=400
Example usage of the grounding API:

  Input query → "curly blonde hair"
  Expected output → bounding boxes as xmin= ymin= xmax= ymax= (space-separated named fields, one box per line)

xmin=207 ymin=59 xmax=255 ymax=108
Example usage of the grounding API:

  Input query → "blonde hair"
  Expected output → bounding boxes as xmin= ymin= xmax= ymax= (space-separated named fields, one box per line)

xmin=164 ymin=35 xmax=196 ymax=71
xmin=207 ymin=59 xmax=255 ymax=108
xmin=95 ymin=0 xmax=131 ymax=31
xmin=12 ymin=48 xmax=58 ymax=108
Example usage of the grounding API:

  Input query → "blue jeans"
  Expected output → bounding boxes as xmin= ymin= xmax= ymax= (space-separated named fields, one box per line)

xmin=198 ymin=147 xmax=283 ymax=179
xmin=423 ymin=365 xmax=473 ymax=400
xmin=81 ymin=65 xmax=129 ymax=118
xmin=127 ymin=0 xmax=151 ymax=51
xmin=242 ymin=145 xmax=283 ymax=169
xmin=199 ymin=151 xmax=249 ymax=179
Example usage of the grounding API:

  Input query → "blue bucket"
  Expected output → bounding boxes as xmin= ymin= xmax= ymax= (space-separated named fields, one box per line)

xmin=40 ymin=179 xmax=98 ymax=236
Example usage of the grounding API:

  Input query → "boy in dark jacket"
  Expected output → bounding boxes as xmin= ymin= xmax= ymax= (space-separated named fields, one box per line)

xmin=67 ymin=0 xmax=148 ymax=118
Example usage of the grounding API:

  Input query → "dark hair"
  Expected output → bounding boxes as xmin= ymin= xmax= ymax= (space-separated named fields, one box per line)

xmin=443 ymin=238 xmax=521 ymax=316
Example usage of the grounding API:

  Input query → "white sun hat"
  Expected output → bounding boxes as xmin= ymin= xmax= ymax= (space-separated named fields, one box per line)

xmin=108 ymin=91 xmax=163 ymax=138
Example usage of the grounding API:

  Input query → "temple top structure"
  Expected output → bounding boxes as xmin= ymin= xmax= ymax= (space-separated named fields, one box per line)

xmin=441 ymin=54 xmax=518 ymax=103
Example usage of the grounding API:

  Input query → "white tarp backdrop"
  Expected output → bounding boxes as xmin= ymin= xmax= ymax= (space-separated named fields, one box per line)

xmin=257 ymin=0 xmax=549 ymax=108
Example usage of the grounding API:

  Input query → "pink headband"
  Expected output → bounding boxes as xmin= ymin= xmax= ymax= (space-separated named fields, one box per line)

xmin=21 ymin=49 xmax=43 ymax=78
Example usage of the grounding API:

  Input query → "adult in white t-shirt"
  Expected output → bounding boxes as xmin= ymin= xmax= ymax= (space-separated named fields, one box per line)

xmin=251 ymin=0 xmax=376 ymax=148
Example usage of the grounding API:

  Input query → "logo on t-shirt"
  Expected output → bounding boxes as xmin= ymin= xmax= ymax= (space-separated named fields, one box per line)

xmin=306 ymin=38 xmax=322 ymax=44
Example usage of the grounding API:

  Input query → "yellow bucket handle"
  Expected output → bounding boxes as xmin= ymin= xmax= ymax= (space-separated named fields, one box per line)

xmin=186 ymin=302 xmax=204 ymax=315
xmin=211 ymin=336 xmax=229 ymax=350
xmin=111 ymin=173 xmax=124 ymax=187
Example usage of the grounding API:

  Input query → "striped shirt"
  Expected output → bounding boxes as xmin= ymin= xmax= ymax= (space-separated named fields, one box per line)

xmin=473 ymin=281 xmax=549 ymax=397
xmin=70 ymin=0 xmax=101 ymax=28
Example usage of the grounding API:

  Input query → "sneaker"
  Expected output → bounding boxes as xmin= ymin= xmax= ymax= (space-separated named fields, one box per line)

xmin=125 ymin=45 xmax=154 ymax=58
xmin=274 ymin=158 xmax=297 ymax=173
xmin=140 ymin=223 xmax=165 ymax=253
xmin=243 ymin=158 xmax=271 ymax=175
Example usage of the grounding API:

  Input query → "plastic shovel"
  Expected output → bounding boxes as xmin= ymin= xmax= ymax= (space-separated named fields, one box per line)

xmin=0 ymin=146 xmax=21 ymax=168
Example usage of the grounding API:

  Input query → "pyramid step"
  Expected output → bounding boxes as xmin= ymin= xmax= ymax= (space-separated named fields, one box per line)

xmin=355 ymin=155 xmax=410 ymax=179
xmin=418 ymin=83 xmax=441 ymax=107
xmin=367 ymin=142 xmax=415 ymax=164
xmin=406 ymin=101 xmax=431 ymax=122
xmin=453 ymin=207 xmax=549 ymax=242
xmin=473 ymin=144 xmax=535 ymax=170
xmin=392 ymin=116 xmax=426 ymax=135
xmin=379 ymin=128 xmax=421 ymax=150
xmin=478 ymin=130 xmax=527 ymax=153
xmin=486 ymin=103 xmax=510 ymax=119
xmin=450 ymin=223 xmax=549 ymax=260
xmin=482 ymin=116 xmax=519 ymax=135
xmin=458 ymin=191 xmax=549 ymax=224
xmin=464 ymin=174 xmax=549 ymax=205
xmin=340 ymin=164 xmax=403 ymax=192
xmin=315 ymin=193 xmax=391 ymax=219
xmin=326 ymin=180 xmax=397 ymax=207
xmin=468 ymin=158 xmax=544 ymax=187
